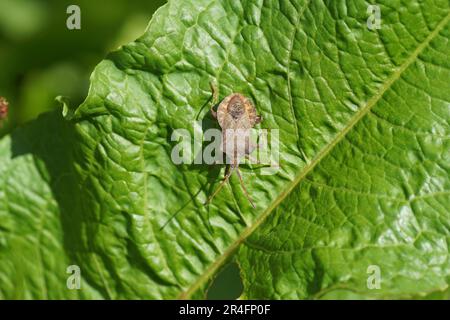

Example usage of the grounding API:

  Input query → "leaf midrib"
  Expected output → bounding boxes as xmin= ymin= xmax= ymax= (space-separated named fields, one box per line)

xmin=179 ymin=10 xmax=450 ymax=299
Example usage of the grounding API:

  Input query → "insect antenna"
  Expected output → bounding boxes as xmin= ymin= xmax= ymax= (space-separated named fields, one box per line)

xmin=235 ymin=167 xmax=256 ymax=208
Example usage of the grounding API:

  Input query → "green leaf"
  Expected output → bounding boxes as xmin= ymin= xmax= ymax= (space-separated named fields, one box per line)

xmin=237 ymin=0 xmax=450 ymax=299
xmin=0 ymin=0 xmax=449 ymax=299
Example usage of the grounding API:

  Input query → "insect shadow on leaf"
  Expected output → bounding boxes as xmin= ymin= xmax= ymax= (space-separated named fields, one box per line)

xmin=159 ymin=162 xmax=222 ymax=232
xmin=160 ymin=84 xmax=225 ymax=231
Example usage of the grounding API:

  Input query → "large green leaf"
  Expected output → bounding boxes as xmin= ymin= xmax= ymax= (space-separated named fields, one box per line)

xmin=0 ymin=0 xmax=449 ymax=299
xmin=237 ymin=0 xmax=450 ymax=299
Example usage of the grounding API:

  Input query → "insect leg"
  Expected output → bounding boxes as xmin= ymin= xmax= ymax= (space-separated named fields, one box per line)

xmin=244 ymin=154 xmax=260 ymax=164
xmin=204 ymin=165 xmax=234 ymax=206
xmin=235 ymin=167 xmax=256 ymax=208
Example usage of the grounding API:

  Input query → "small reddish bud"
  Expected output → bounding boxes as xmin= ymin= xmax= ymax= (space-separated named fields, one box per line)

xmin=0 ymin=97 xmax=8 ymax=121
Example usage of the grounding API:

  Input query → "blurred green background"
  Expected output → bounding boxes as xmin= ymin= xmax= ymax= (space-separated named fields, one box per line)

xmin=0 ymin=0 xmax=167 ymax=137
xmin=0 ymin=0 xmax=242 ymax=299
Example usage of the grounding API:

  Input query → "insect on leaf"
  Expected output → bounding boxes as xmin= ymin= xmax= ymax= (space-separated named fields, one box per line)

xmin=0 ymin=0 xmax=449 ymax=299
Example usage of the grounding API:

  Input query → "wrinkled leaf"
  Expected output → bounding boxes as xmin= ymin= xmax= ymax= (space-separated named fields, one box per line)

xmin=0 ymin=0 xmax=449 ymax=299
xmin=238 ymin=0 xmax=450 ymax=299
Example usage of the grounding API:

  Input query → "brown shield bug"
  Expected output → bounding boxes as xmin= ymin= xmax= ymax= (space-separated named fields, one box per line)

xmin=160 ymin=84 xmax=264 ymax=230
xmin=205 ymin=83 xmax=262 ymax=208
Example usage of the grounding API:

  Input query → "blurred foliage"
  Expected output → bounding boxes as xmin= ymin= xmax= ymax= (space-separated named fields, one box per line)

xmin=0 ymin=0 xmax=167 ymax=137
